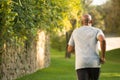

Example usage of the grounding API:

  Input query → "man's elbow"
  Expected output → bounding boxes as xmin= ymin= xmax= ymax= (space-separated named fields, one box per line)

xmin=101 ymin=39 xmax=106 ymax=45
xmin=98 ymin=35 xmax=106 ymax=43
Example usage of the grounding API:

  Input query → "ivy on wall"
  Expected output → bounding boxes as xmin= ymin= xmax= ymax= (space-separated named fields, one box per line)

xmin=0 ymin=0 xmax=83 ymax=51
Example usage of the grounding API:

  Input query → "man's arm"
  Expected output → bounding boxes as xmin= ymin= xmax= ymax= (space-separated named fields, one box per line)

xmin=67 ymin=45 xmax=74 ymax=53
xmin=97 ymin=35 xmax=106 ymax=64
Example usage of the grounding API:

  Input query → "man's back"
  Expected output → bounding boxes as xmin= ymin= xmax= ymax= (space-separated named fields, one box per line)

xmin=69 ymin=26 xmax=104 ymax=69
xmin=73 ymin=26 xmax=99 ymax=55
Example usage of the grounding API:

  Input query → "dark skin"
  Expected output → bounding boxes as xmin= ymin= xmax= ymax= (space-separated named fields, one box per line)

xmin=98 ymin=35 xmax=106 ymax=64
xmin=67 ymin=14 xmax=106 ymax=64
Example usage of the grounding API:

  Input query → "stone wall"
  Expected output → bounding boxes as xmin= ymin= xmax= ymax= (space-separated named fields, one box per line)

xmin=0 ymin=30 xmax=50 ymax=80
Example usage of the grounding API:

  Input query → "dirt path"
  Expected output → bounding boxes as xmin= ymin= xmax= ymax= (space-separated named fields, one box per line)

xmin=106 ymin=37 xmax=120 ymax=51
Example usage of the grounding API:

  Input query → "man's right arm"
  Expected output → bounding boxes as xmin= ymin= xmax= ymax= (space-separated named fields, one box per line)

xmin=67 ymin=32 xmax=75 ymax=54
xmin=67 ymin=45 xmax=74 ymax=53
xmin=97 ymin=34 xmax=106 ymax=64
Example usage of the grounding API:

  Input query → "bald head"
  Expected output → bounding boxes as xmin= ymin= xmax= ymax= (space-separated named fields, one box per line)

xmin=81 ymin=14 xmax=92 ymax=26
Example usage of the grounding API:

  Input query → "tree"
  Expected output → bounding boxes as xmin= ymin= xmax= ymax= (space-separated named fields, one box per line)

xmin=48 ymin=0 xmax=83 ymax=58
xmin=102 ymin=0 xmax=120 ymax=34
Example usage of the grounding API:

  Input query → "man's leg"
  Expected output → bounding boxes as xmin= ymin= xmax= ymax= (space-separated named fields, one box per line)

xmin=76 ymin=68 xmax=89 ymax=80
xmin=88 ymin=68 xmax=100 ymax=80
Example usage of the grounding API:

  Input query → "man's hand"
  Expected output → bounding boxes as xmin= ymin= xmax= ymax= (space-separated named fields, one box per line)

xmin=100 ymin=57 xmax=106 ymax=64
xmin=67 ymin=45 xmax=74 ymax=53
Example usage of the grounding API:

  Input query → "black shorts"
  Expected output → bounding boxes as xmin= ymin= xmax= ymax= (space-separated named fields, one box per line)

xmin=76 ymin=68 xmax=100 ymax=80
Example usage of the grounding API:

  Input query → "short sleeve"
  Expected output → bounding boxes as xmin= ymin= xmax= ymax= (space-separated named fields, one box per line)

xmin=68 ymin=33 xmax=75 ymax=46
xmin=96 ymin=29 xmax=105 ymax=39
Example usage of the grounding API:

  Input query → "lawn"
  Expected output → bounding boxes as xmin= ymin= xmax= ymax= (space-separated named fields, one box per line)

xmin=16 ymin=48 xmax=120 ymax=80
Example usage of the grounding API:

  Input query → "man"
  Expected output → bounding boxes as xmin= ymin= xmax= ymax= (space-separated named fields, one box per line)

xmin=67 ymin=14 xmax=106 ymax=80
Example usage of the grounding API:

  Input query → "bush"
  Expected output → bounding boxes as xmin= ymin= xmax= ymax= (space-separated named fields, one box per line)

xmin=50 ymin=34 xmax=66 ymax=51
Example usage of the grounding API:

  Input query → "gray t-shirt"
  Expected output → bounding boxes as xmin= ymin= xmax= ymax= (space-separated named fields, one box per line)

xmin=68 ymin=26 xmax=105 ymax=70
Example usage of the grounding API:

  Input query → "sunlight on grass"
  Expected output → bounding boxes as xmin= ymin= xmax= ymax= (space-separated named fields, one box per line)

xmin=101 ymin=73 xmax=120 ymax=77
xmin=16 ymin=48 xmax=120 ymax=80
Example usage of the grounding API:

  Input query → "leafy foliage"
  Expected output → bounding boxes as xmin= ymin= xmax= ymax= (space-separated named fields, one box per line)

xmin=50 ymin=33 xmax=66 ymax=51
xmin=102 ymin=0 xmax=120 ymax=34
xmin=0 ymin=0 xmax=17 ymax=53
xmin=0 ymin=0 xmax=83 ymax=52
xmin=50 ymin=0 xmax=83 ymax=50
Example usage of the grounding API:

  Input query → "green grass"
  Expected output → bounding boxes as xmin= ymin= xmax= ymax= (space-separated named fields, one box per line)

xmin=100 ymin=48 xmax=120 ymax=80
xmin=16 ymin=48 xmax=120 ymax=80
